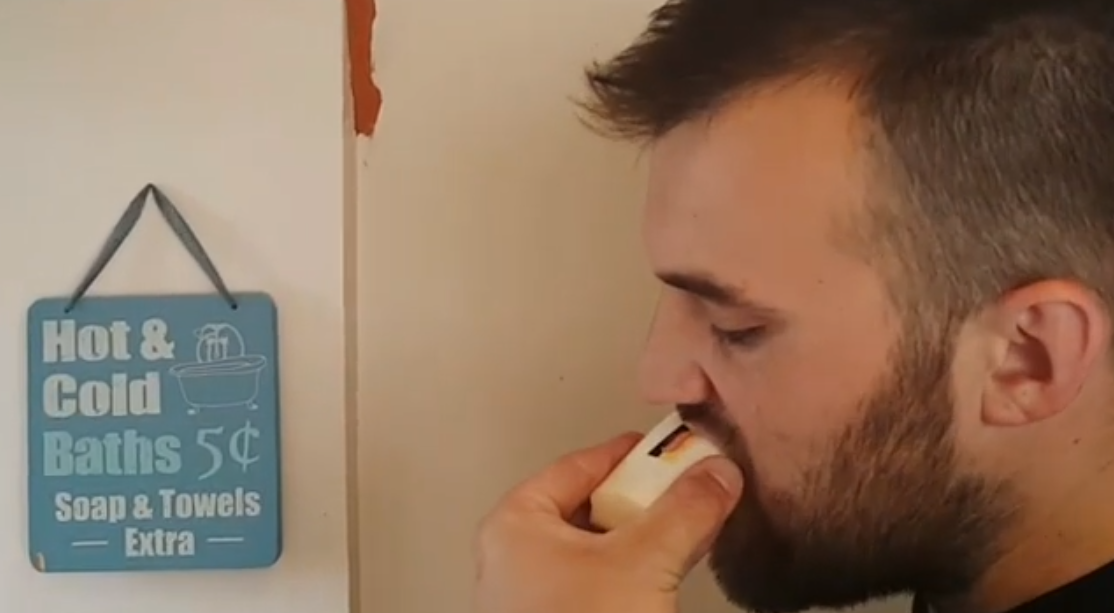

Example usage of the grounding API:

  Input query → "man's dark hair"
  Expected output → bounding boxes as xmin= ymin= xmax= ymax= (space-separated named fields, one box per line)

xmin=580 ymin=0 xmax=1114 ymax=323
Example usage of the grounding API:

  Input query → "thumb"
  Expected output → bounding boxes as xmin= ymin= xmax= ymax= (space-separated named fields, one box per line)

xmin=624 ymin=456 xmax=743 ymax=578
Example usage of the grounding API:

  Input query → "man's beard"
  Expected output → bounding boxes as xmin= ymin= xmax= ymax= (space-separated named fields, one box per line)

xmin=680 ymin=320 xmax=1020 ymax=613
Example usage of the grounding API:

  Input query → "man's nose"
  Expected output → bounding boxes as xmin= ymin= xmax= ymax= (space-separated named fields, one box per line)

xmin=637 ymin=292 xmax=710 ymax=406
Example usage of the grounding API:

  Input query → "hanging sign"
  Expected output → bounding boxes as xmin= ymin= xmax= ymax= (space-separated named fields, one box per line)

xmin=27 ymin=184 xmax=282 ymax=573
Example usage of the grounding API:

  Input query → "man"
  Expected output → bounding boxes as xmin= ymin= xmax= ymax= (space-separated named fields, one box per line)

xmin=474 ymin=1 xmax=1114 ymax=612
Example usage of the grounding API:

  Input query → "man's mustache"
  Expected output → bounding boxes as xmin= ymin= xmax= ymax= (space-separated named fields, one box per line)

xmin=677 ymin=402 xmax=737 ymax=448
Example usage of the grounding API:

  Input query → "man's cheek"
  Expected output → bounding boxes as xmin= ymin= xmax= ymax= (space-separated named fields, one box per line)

xmin=743 ymin=393 xmax=830 ymax=485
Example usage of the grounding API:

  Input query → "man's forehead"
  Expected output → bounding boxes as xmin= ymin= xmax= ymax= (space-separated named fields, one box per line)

xmin=642 ymin=83 xmax=870 ymax=301
xmin=646 ymin=82 xmax=865 ymax=215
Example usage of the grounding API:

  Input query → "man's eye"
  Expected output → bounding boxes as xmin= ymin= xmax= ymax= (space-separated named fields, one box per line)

xmin=711 ymin=325 xmax=768 ymax=349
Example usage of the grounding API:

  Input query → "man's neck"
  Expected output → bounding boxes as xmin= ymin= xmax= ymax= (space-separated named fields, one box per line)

xmin=931 ymin=473 xmax=1114 ymax=613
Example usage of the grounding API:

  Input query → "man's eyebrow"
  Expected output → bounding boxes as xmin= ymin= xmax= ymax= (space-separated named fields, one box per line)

xmin=657 ymin=271 xmax=777 ymax=314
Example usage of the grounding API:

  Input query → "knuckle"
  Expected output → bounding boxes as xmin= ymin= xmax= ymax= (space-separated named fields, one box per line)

xmin=474 ymin=502 xmax=526 ymax=557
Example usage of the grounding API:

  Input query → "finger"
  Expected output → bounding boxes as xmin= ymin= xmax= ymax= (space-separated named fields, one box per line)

xmin=622 ymin=455 xmax=742 ymax=576
xmin=505 ymin=431 xmax=642 ymax=519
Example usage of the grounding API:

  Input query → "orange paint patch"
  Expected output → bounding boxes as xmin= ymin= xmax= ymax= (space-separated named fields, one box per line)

xmin=346 ymin=0 xmax=381 ymax=136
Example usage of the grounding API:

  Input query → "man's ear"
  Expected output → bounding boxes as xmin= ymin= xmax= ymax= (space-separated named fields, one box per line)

xmin=979 ymin=280 xmax=1110 ymax=427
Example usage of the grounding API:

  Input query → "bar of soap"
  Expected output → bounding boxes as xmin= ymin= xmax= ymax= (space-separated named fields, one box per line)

xmin=589 ymin=411 xmax=722 ymax=531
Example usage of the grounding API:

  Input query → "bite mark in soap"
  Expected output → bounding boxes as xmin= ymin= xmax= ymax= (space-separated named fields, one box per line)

xmin=649 ymin=424 xmax=698 ymax=462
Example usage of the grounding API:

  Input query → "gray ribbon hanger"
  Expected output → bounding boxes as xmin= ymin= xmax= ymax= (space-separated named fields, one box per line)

xmin=64 ymin=184 xmax=237 ymax=313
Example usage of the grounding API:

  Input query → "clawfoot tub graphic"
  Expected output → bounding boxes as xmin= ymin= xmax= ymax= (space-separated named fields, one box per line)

xmin=169 ymin=323 xmax=267 ymax=414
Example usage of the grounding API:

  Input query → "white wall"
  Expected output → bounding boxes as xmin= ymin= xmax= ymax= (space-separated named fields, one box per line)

xmin=0 ymin=1 xmax=351 ymax=612
xmin=357 ymin=2 xmax=907 ymax=613
xmin=356 ymin=0 xmax=661 ymax=606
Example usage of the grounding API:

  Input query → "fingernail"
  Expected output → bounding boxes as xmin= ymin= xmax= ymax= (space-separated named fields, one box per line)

xmin=703 ymin=458 xmax=743 ymax=495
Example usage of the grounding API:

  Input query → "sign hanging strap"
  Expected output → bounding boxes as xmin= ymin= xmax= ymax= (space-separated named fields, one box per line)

xmin=64 ymin=184 xmax=237 ymax=312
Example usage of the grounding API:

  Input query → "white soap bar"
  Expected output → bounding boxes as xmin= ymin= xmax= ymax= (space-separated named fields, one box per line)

xmin=589 ymin=411 xmax=722 ymax=531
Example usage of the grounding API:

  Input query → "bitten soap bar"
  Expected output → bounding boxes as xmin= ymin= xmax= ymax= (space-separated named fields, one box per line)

xmin=588 ymin=411 xmax=721 ymax=531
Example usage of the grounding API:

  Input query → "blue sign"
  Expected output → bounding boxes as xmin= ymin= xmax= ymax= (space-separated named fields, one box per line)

xmin=27 ymin=292 xmax=282 ymax=572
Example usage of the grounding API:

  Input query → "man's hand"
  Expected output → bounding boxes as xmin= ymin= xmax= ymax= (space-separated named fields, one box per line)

xmin=473 ymin=432 xmax=743 ymax=613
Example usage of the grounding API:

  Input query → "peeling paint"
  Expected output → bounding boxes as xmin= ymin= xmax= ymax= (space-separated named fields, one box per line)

xmin=345 ymin=0 xmax=381 ymax=136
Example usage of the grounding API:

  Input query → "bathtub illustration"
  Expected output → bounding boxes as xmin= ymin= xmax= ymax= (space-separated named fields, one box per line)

xmin=168 ymin=323 xmax=267 ymax=414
